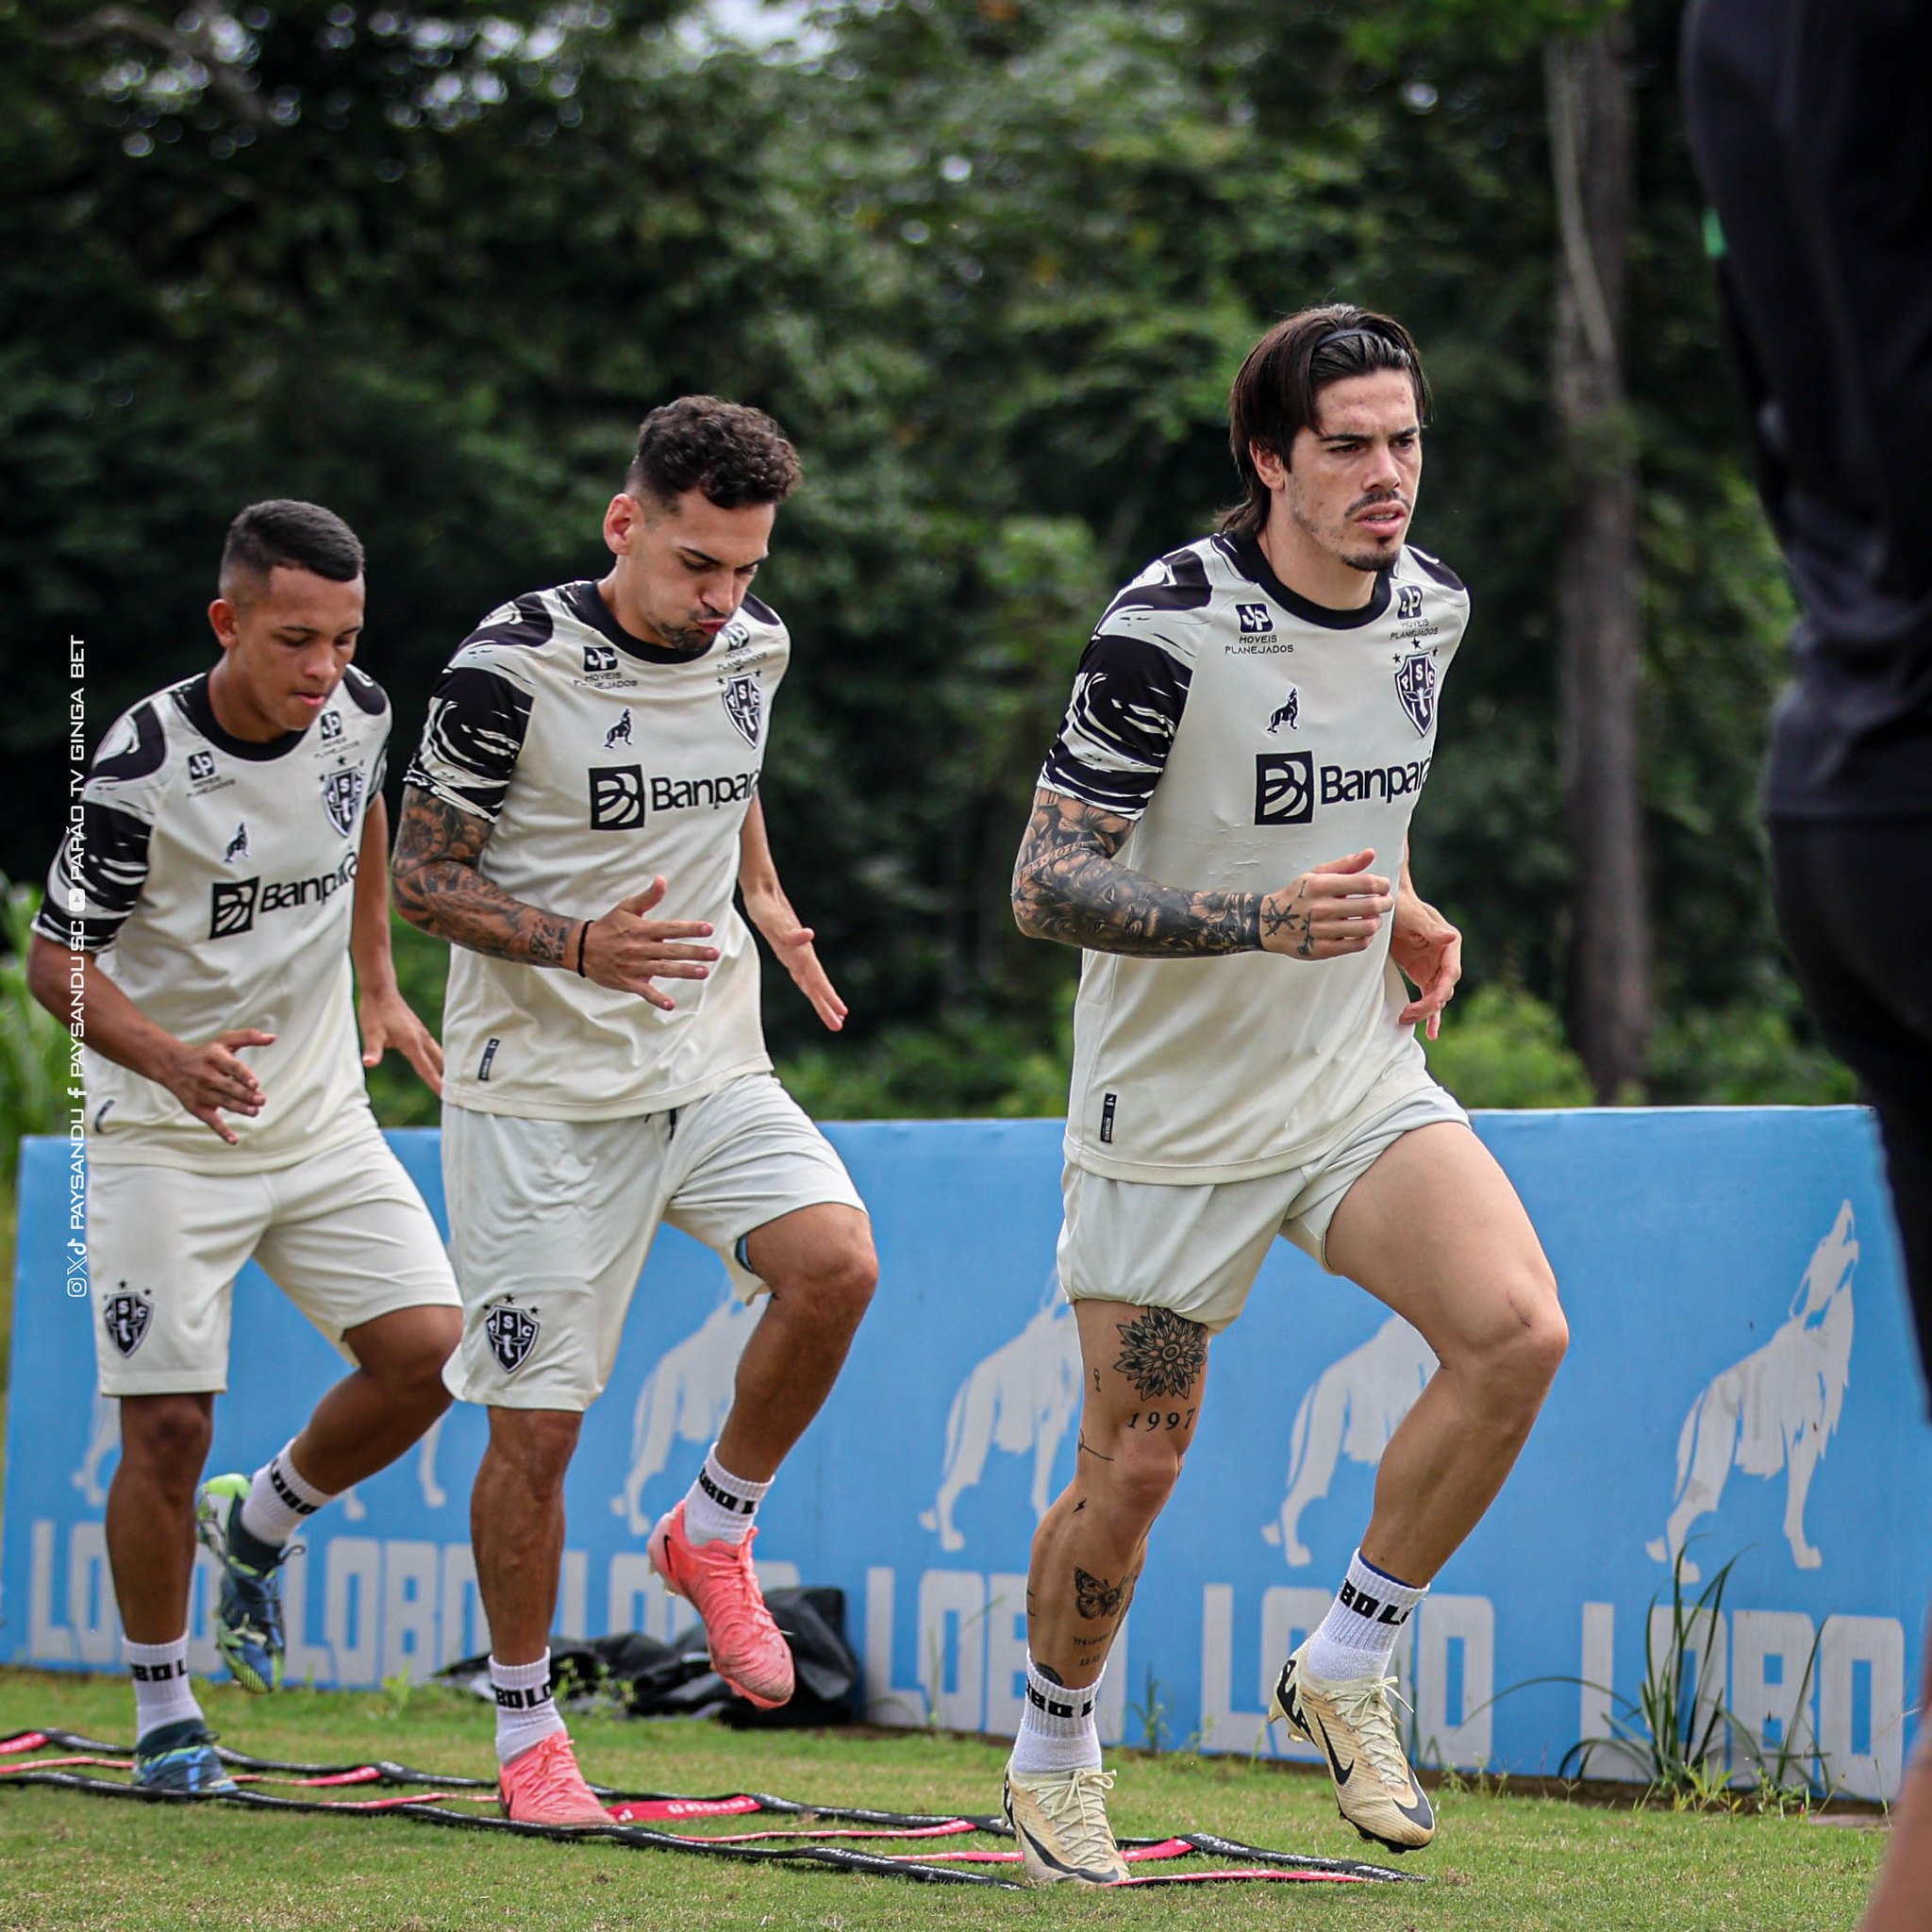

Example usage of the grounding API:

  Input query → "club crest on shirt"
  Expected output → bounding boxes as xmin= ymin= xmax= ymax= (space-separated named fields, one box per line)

xmin=605 ymin=708 xmax=634 ymax=749
xmin=322 ymin=767 xmax=366 ymax=839
xmin=224 ymin=823 xmax=250 ymax=863
xmin=103 ymin=1286 xmax=153 ymax=1358
xmin=722 ymin=674 xmax=762 ymax=748
xmin=1394 ymin=652 xmax=1437 ymax=737
xmin=1267 ymin=688 xmax=1300 ymax=735
xmin=485 ymin=1301 xmax=540 ymax=1374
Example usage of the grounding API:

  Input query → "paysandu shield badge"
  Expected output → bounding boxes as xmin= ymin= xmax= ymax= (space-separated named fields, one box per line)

xmin=485 ymin=1301 xmax=540 ymax=1374
xmin=1394 ymin=652 xmax=1437 ymax=737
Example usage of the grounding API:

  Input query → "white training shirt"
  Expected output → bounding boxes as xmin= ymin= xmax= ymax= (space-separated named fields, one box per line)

xmin=1040 ymin=533 xmax=1469 ymax=1183
xmin=404 ymin=579 xmax=784 ymax=1121
xmin=37 ymin=668 xmax=389 ymax=1173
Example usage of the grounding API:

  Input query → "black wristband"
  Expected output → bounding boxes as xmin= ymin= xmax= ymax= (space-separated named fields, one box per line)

xmin=575 ymin=922 xmax=588 ymax=978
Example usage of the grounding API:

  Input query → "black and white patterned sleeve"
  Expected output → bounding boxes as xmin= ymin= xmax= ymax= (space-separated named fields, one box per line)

xmin=403 ymin=651 xmax=535 ymax=823
xmin=1037 ymin=632 xmax=1193 ymax=819
xmin=34 ymin=702 xmax=167 ymax=952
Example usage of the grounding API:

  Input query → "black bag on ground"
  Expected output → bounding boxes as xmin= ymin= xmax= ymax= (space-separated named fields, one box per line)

xmin=439 ymin=1587 xmax=859 ymax=1729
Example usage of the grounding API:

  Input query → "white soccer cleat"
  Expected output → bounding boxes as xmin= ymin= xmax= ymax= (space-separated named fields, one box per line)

xmin=1271 ymin=1641 xmax=1436 ymax=1852
xmin=1002 ymin=1763 xmax=1128 ymax=1886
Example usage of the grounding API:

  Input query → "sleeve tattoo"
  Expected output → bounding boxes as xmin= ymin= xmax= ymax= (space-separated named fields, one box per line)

xmin=1010 ymin=790 xmax=1264 ymax=958
xmin=391 ymin=785 xmax=577 ymax=967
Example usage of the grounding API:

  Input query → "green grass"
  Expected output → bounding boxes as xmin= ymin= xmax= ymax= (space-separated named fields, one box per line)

xmin=0 ymin=1669 xmax=1885 ymax=1931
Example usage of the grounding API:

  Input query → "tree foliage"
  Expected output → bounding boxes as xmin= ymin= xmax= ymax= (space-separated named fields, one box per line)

xmin=2 ymin=0 xmax=1842 ymax=1114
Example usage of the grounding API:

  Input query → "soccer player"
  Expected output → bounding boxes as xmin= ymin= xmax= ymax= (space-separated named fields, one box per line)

xmin=392 ymin=395 xmax=876 ymax=1825
xmin=27 ymin=501 xmax=461 ymax=1794
xmin=1684 ymin=7 xmax=1932 ymax=1924
xmin=1000 ymin=308 xmax=1568 ymax=1883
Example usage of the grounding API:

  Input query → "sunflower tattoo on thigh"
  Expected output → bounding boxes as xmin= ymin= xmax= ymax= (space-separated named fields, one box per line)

xmin=1112 ymin=1306 xmax=1206 ymax=1401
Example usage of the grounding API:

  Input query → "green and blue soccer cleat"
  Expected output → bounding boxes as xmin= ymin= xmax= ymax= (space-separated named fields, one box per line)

xmin=132 ymin=1719 xmax=238 ymax=1796
xmin=195 ymin=1473 xmax=292 ymax=1694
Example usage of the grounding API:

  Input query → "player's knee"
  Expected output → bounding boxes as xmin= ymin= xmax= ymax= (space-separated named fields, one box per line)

xmin=1103 ymin=1429 xmax=1187 ymax=1528
xmin=487 ymin=1409 xmax=581 ymax=1490
xmin=775 ymin=1236 xmax=876 ymax=1333
xmin=118 ymin=1396 xmax=213 ymax=1483
xmin=1489 ymin=1268 xmax=1567 ymax=1409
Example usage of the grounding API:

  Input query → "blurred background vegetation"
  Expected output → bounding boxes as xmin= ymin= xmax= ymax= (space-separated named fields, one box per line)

xmin=1 ymin=0 xmax=1859 ymax=1210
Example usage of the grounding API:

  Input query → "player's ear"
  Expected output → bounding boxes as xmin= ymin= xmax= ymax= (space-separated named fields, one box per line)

xmin=1251 ymin=441 xmax=1291 ymax=490
xmin=603 ymin=492 xmax=641 ymax=557
xmin=208 ymin=597 xmax=241 ymax=650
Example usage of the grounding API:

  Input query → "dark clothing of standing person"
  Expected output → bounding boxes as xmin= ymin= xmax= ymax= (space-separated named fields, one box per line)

xmin=1685 ymin=4 xmax=1932 ymax=1924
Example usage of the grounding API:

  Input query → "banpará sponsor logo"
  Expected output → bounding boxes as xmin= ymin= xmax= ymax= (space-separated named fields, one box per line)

xmin=208 ymin=851 xmax=358 ymax=939
xmin=1254 ymin=754 xmax=1433 ymax=824
xmin=651 ymin=770 xmax=759 ymax=812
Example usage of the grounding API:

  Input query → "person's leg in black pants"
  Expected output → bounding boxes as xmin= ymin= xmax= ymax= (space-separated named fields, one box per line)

xmin=1771 ymin=816 xmax=1932 ymax=1932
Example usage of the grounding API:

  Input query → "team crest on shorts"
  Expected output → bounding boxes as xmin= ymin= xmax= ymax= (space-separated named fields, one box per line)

xmin=322 ymin=767 xmax=366 ymax=838
xmin=103 ymin=1286 xmax=153 ymax=1358
xmin=1394 ymin=651 xmax=1437 ymax=737
xmin=485 ymin=1301 xmax=541 ymax=1374
xmin=721 ymin=674 xmax=762 ymax=748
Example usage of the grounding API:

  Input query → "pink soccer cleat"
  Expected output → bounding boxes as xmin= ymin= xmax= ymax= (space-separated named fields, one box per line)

xmin=497 ymin=1731 xmax=611 ymax=1826
xmin=647 ymin=1503 xmax=795 ymax=1710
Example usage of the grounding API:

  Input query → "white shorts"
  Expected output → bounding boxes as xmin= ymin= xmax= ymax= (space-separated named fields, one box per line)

xmin=442 ymin=1072 xmax=865 ymax=1411
xmin=87 ymin=1127 xmax=460 ymax=1397
xmin=1057 ymin=1068 xmax=1469 ymax=1333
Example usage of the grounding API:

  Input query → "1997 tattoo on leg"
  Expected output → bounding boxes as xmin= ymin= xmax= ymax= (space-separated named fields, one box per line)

xmin=1112 ymin=1306 xmax=1206 ymax=1401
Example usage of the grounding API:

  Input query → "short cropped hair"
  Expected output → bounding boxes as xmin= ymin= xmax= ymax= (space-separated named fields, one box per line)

xmin=1221 ymin=306 xmax=1430 ymax=539
xmin=220 ymin=500 xmax=365 ymax=598
xmin=626 ymin=395 xmax=802 ymax=511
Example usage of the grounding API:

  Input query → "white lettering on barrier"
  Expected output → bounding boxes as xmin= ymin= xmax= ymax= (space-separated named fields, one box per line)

xmin=862 ymin=1565 xmax=1125 ymax=1740
xmin=283 ymin=1544 xmax=333 ymax=1682
xmin=1819 ymin=1615 xmax=1905 ymax=1801
xmin=381 ymin=1540 xmax=441 ymax=1682
xmin=440 ymin=1542 xmax=489 ymax=1667
xmin=1730 ymin=1609 xmax=1819 ymax=1776
xmin=27 ymin=1523 xmax=75 ymax=1663
xmin=1578 ymin=1601 xmax=1906 ymax=1798
xmin=67 ymin=1520 xmax=117 ymax=1664
xmin=919 ymin=1569 xmax=986 ymax=1732
xmin=326 ymin=1538 xmax=383 ymax=1686
xmin=1258 ymin=1586 xmax=1332 ymax=1763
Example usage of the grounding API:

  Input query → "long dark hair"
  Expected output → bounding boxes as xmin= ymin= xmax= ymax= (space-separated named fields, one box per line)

xmin=1220 ymin=306 xmax=1430 ymax=539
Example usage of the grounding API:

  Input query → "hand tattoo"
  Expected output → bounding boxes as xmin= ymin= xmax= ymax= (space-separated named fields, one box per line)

xmin=1260 ymin=888 xmax=1317 ymax=958
xmin=392 ymin=786 xmax=576 ymax=967
xmin=1011 ymin=790 xmax=1260 ymax=958
xmin=1112 ymin=1306 xmax=1207 ymax=1401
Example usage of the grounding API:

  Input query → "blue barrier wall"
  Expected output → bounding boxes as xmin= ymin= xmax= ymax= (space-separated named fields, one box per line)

xmin=4 ymin=1109 xmax=1924 ymax=1797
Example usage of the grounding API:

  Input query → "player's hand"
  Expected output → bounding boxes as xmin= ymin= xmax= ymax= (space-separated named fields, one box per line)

xmin=1391 ymin=892 xmax=1462 ymax=1040
xmin=743 ymin=886 xmax=847 ymax=1033
xmin=163 ymin=1028 xmax=274 ymax=1144
xmin=1257 ymin=850 xmax=1391 ymax=961
xmin=581 ymin=877 xmax=720 ymax=1011
xmin=358 ymin=984 xmax=444 ymax=1097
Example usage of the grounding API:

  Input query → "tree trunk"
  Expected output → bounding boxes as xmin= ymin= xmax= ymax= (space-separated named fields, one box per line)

xmin=1547 ymin=18 xmax=1650 ymax=1102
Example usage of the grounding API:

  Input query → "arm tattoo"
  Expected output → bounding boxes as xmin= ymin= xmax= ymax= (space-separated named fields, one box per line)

xmin=1112 ymin=1306 xmax=1207 ymax=1401
xmin=391 ymin=786 xmax=576 ymax=967
xmin=1011 ymin=790 xmax=1260 ymax=958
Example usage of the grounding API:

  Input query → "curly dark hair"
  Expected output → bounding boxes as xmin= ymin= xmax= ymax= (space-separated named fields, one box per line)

xmin=1221 ymin=306 xmax=1429 ymax=540
xmin=626 ymin=395 xmax=802 ymax=510
xmin=220 ymin=499 xmax=364 ymax=597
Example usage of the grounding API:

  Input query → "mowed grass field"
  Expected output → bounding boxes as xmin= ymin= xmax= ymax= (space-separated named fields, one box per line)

xmin=0 ymin=1669 xmax=1886 ymax=1932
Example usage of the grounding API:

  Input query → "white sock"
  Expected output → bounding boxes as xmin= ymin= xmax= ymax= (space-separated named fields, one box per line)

xmin=1008 ymin=1656 xmax=1104 ymax=1776
xmin=680 ymin=1446 xmax=771 ymax=1547
xmin=491 ymin=1652 xmax=566 ymax=1764
xmin=1304 ymin=1548 xmax=1427 ymax=1680
xmin=240 ymin=1442 xmax=335 ymax=1548
xmin=126 ymin=1636 xmax=202 ymax=1740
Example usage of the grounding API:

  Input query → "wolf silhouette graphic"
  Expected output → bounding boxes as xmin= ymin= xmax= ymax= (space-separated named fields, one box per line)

xmin=1646 ymin=1201 xmax=1857 ymax=1582
xmin=921 ymin=1277 xmax=1080 ymax=1552
xmin=1262 ymin=1314 xmax=1437 ymax=1566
